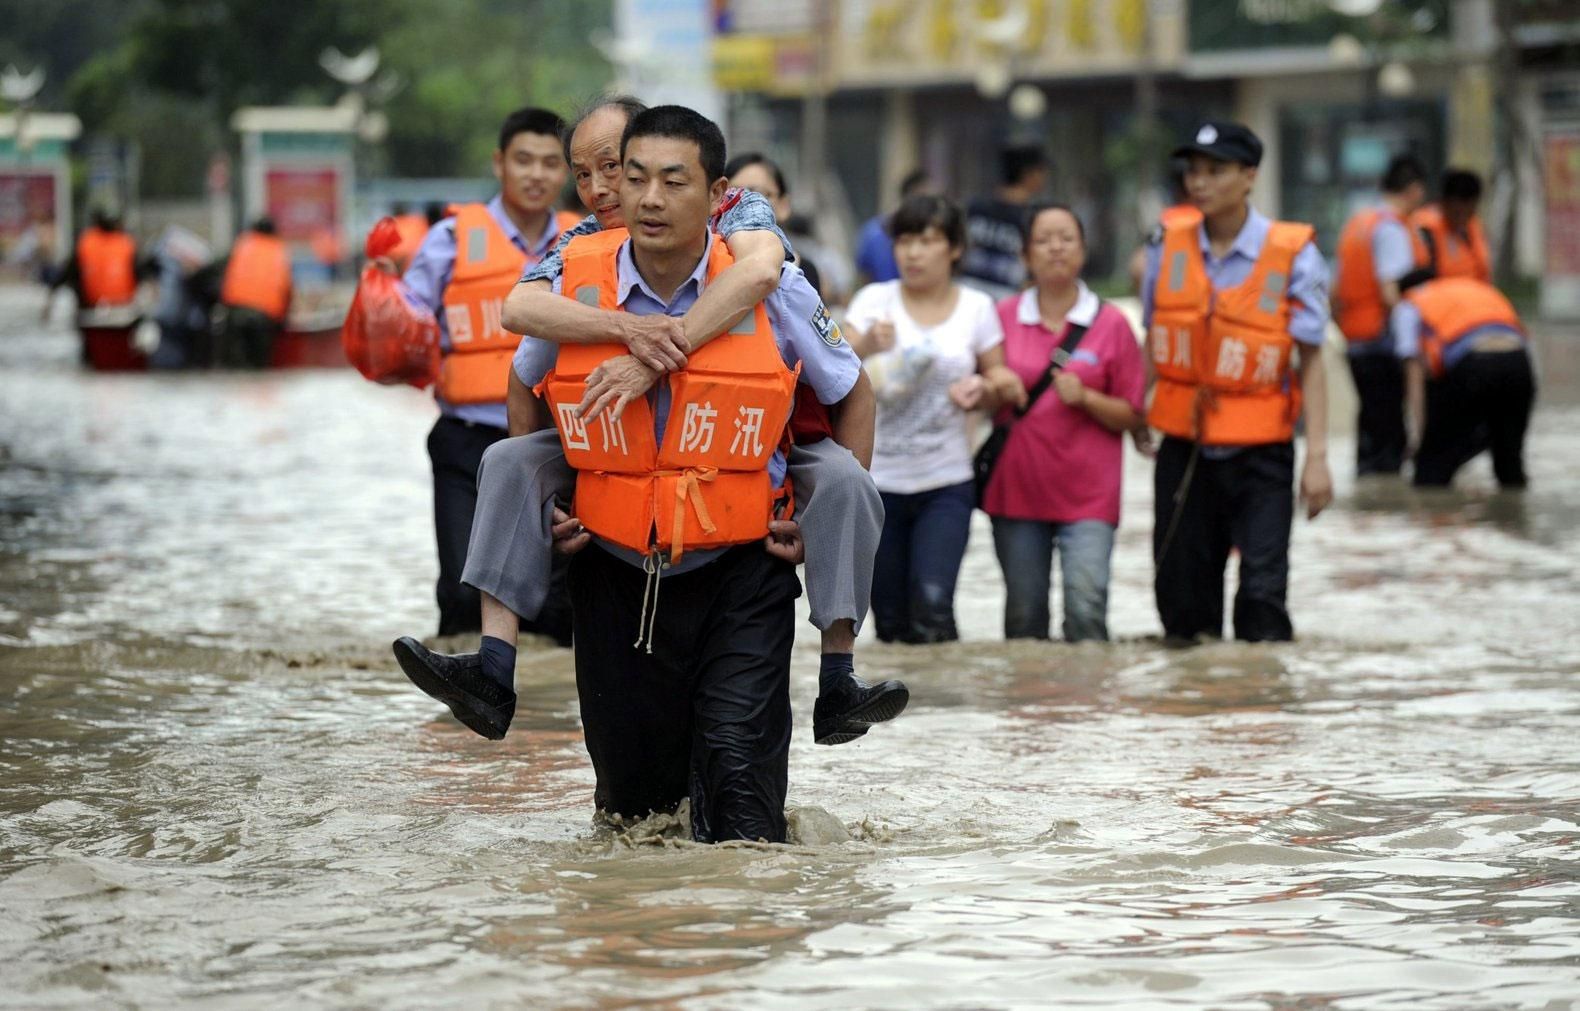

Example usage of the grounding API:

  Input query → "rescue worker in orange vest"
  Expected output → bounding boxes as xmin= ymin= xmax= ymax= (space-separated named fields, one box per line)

xmin=393 ymin=96 xmax=900 ymax=752
xmin=423 ymin=107 xmax=871 ymax=842
xmin=44 ymin=208 xmax=146 ymax=324
xmin=1140 ymin=122 xmax=1334 ymax=643
xmin=1334 ymin=154 xmax=1433 ymax=476
xmin=217 ymin=217 xmax=293 ymax=368
xmin=387 ymin=107 xmax=575 ymax=638
xmin=1410 ymin=169 xmax=1492 ymax=283
xmin=1393 ymin=277 xmax=1534 ymax=488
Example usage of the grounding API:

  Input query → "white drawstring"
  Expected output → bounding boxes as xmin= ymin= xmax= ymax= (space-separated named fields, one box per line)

xmin=632 ymin=550 xmax=663 ymax=654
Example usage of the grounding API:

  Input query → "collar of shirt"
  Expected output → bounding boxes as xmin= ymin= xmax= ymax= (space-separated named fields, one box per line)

xmin=486 ymin=195 xmax=561 ymax=260
xmin=1197 ymin=206 xmax=1270 ymax=267
xmin=1016 ymin=279 xmax=1099 ymax=328
xmin=614 ymin=234 xmax=713 ymax=312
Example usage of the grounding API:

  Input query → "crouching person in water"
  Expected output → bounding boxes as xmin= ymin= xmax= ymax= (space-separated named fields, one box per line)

xmin=394 ymin=96 xmax=904 ymax=751
xmin=1395 ymin=277 xmax=1536 ymax=489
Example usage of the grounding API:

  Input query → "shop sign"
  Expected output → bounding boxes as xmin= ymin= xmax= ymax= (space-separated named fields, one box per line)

xmin=1189 ymin=0 xmax=1448 ymax=53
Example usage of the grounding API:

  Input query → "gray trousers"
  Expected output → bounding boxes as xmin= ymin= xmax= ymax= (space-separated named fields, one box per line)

xmin=461 ymin=431 xmax=881 ymax=633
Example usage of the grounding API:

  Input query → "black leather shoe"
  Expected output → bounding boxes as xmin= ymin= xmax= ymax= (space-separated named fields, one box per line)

xmin=813 ymin=675 xmax=910 ymax=746
xmin=392 ymin=636 xmax=515 ymax=740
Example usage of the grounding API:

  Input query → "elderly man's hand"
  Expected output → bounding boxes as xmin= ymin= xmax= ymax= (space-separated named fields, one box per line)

xmin=622 ymin=315 xmax=689 ymax=373
xmin=577 ymin=354 xmax=660 ymax=423
xmin=763 ymin=518 xmax=805 ymax=564
xmin=551 ymin=505 xmax=591 ymax=555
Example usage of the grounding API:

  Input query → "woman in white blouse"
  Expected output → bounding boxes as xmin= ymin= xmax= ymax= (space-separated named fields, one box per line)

xmin=845 ymin=195 xmax=1024 ymax=643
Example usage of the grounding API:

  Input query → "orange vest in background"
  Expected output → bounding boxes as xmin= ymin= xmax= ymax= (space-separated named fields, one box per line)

xmin=1334 ymin=207 xmax=1429 ymax=342
xmin=76 ymin=227 xmax=137 ymax=306
xmin=390 ymin=213 xmax=430 ymax=272
xmin=437 ymin=204 xmax=527 ymax=405
xmin=1404 ymin=277 xmax=1523 ymax=379
xmin=1410 ymin=205 xmax=1491 ymax=283
xmin=556 ymin=209 xmax=585 ymax=234
xmin=540 ymin=229 xmax=798 ymax=562
xmin=1159 ymin=203 xmax=1203 ymax=232
xmin=1147 ymin=217 xmax=1314 ymax=446
xmin=221 ymin=232 xmax=292 ymax=322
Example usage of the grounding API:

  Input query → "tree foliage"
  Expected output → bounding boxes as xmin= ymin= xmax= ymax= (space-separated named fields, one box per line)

xmin=2 ymin=0 xmax=612 ymax=194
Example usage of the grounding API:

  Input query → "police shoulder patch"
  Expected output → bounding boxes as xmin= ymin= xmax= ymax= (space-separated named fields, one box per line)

xmin=812 ymin=303 xmax=844 ymax=348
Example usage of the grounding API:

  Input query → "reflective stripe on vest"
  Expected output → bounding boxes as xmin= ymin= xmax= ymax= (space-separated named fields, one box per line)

xmin=539 ymin=230 xmax=798 ymax=562
xmin=437 ymin=204 xmax=528 ymax=405
xmin=1147 ymin=218 xmax=1314 ymax=446
xmin=221 ymin=232 xmax=292 ymax=321
xmin=76 ymin=227 xmax=137 ymax=306
xmin=1410 ymin=205 xmax=1491 ymax=283
xmin=1405 ymin=277 xmax=1522 ymax=379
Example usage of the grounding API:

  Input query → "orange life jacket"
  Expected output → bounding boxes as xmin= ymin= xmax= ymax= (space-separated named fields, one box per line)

xmin=221 ymin=232 xmax=292 ymax=321
xmin=390 ymin=214 xmax=429 ymax=272
xmin=1404 ymin=277 xmax=1522 ymax=379
xmin=556 ymin=209 xmax=585 ymax=234
xmin=437 ymin=204 xmax=527 ymax=405
xmin=1159 ymin=203 xmax=1203 ymax=231
xmin=1147 ymin=217 xmax=1315 ymax=446
xmin=539 ymin=229 xmax=799 ymax=563
xmin=1410 ymin=205 xmax=1491 ymax=283
xmin=76 ymin=227 xmax=137 ymax=306
xmin=1334 ymin=207 xmax=1429 ymax=342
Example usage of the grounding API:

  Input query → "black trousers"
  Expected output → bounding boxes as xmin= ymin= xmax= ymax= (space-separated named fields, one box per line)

xmin=1347 ymin=353 xmax=1406 ymax=476
xmin=218 ymin=306 xmax=280 ymax=369
xmin=427 ymin=416 xmax=508 ymax=636
xmin=1415 ymin=350 xmax=1536 ymax=489
xmin=568 ymin=543 xmax=802 ymax=844
xmin=1153 ymin=437 xmax=1295 ymax=643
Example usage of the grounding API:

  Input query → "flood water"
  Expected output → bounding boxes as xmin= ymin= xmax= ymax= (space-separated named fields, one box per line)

xmin=3 ymin=287 xmax=1579 ymax=1008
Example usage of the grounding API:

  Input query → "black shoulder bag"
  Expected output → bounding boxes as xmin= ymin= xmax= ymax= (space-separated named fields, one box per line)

xmin=972 ymin=317 xmax=1092 ymax=509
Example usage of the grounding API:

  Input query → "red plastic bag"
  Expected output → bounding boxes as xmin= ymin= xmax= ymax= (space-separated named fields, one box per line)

xmin=341 ymin=217 xmax=440 ymax=388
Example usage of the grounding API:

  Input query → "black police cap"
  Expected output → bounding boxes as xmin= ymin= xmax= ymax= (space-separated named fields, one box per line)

xmin=1171 ymin=122 xmax=1263 ymax=167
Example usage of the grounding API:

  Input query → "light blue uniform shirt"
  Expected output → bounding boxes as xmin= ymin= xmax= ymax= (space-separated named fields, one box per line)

xmin=1347 ymin=213 xmax=1418 ymax=357
xmin=1390 ymin=301 xmax=1524 ymax=374
xmin=1141 ymin=207 xmax=1331 ymax=455
xmin=515 ymin=235 xmax=860 ymax=575
xmin=401 ymin=195 xmax=562 ymax=429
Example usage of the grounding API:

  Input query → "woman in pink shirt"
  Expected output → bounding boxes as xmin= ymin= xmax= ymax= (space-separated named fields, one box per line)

xmin=982 ymin=204 xmax=1146 ymax=641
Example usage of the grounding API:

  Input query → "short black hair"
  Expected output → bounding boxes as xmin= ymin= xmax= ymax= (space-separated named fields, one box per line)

xmin=1000 ymin=145 xmax=1048 ymax=186
xmin=1442 ymin=168 xmax=1483 ymax=203
xmin=898 ymin=168 xmax=931 ymax=199
xmin=498 ymin=107 xmax=566 ymax=153
xmin=1020 ymin=201 xmax=1085 ymax=249
xmin=563 ymin=94 xmax=647 ymax=162
xmin=724 ymin=152 xmax=788 ymax=196
xmin=1381 ymin=154 xmax=1428 ymax=194
xmin=252 ymin=216 xmax=276 ymax=235
xmin=621 ymin=105 xmax=727 ymax=183
xmin=890 ymin=194 xmax=965 ymax=249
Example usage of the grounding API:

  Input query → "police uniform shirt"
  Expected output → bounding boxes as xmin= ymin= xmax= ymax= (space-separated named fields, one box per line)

xmin=401 ymin=195 xmax=563 ymax=429
xmin=1140 ymin=206 xmax=1330 ymax=454
xmin=1389 ymin=301 xmax=1525 ymax=375
xmin=514 ymin=235 xmax=861 ymax=575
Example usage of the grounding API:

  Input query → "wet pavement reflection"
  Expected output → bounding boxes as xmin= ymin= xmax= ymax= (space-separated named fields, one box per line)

xmin=3 ymin=289 xmax=1578 ymax=1007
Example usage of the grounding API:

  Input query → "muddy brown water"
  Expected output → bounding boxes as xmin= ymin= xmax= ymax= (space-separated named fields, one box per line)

xmin=3 ymin=291 xmax=1579 ymax=1007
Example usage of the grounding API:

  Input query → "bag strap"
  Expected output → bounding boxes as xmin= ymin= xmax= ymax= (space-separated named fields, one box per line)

xmin=1012 ymin=314 xmax=1093 ymax=419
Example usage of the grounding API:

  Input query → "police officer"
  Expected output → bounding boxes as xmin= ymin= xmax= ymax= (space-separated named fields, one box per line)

xmin=1411 ymin=169 xmax=1492 ymax=283
xmin=1394 ymin=277 xmax=1534 ymax=489
xmin=1334 ymin=154 xmax=1433 ymax=476
xmin=1141 ymin=122 xmax=1334 ymax=643
xmin=397 ymin=107 xmax=573 ymax=637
